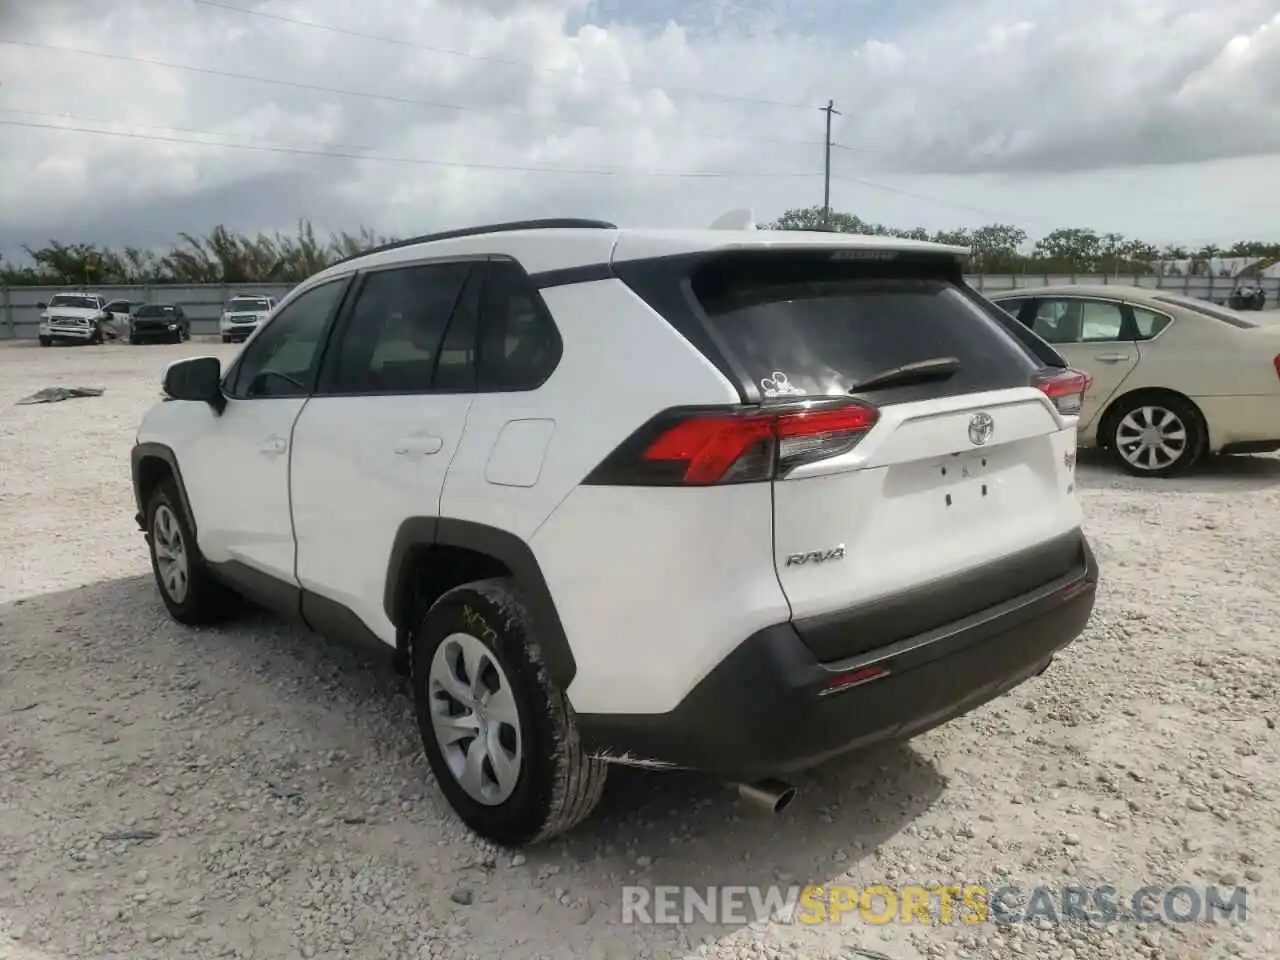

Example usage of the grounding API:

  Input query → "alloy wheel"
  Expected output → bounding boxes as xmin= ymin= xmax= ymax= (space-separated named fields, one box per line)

xmin=1115 ymin=405 xmax=1188 ymax=472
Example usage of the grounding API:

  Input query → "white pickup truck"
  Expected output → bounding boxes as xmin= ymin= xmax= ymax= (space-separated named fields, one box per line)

xmin=37 ymin=292 xmax=112 ymax=346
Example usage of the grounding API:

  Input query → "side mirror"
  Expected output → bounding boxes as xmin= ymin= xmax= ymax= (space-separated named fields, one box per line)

xmin=36 ymin=301 xmax=47 ymax=309
xmin=163 ymin=356 xmax=226 ymax=413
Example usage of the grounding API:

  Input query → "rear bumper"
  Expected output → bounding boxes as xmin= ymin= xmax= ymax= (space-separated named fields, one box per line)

xmin=577 ymin=533 xmax=1098 ymax=782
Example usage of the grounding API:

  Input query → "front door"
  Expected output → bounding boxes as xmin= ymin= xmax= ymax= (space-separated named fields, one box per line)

xmin=179 ymin=277 xmax=350 ymax=584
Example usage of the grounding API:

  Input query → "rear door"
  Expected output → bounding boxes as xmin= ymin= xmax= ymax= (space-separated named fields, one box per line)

xmin=1021 ymin=296 xmax=1139 ymax=431
xmin=681 ymin=251 xmax=1084 ymax=658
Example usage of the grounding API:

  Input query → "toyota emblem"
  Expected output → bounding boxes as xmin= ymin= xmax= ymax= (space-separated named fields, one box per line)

xmin=968 ymin=412 xmax=994 ymax=446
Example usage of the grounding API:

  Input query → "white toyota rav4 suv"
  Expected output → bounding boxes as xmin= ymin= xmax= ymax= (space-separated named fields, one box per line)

xmin=131 ymin=218 xmax=1099 ymax=846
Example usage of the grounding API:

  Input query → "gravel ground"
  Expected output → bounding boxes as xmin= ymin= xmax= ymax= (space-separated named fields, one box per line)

xmin=0 ymin=340 xmax=1277 ymax=960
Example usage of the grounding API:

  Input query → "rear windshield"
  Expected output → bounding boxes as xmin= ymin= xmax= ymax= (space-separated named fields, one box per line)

xmin=1151 ymin=293 xmax=1259 ymax=329
xmin=690 ymin=255 xmax=1043 ymax=401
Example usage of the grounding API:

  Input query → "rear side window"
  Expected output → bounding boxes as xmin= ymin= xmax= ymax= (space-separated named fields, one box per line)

xmin=476 ymin=260 xmax=562 ymax=392
xmin=689 ymin=254 xmax=1042 ymax=402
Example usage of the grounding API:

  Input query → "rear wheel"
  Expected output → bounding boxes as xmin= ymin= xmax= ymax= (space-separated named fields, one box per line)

xmin=411 ymin=579 xmax=607 ymax=846
xmin=1106 ymin=394 xmax=1205 ymax=478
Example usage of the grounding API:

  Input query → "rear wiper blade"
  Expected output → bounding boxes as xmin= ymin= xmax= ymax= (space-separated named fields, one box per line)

xmin=848 ymin=356 xmax=961 ymax=394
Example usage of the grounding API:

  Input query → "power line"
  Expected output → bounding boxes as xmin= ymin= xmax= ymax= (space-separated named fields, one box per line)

xmin=0 ymin=117 xmax=824 ymax=179
xmin=0 ymin=37 xmax=831 ymax=151
xmin=829 ymin=172 xmax=1057 ymax=228
xmin=0 ymin=109 xmax=1058 ymax=226
xmin=191 ymin=0 xmax=813 ymax=112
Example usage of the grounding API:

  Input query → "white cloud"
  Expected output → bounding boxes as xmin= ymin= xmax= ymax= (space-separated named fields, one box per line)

xmin=1 ymin=0 xmax=1280 ymax=259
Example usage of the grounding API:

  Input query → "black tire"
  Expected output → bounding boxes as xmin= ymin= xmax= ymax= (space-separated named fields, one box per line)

xmin=129 ymin=335 xmax=139 ymax=345
xmin=221 ymin=335 xmax=232 ymax=343
xmin=145 ymin=479 xmax=240 ymax=625
xmin=38 ymin=336 xmax=50 ymax=347
xmin=411 ymin=578 xmax=607 ymax=846
xmin=1104 ymin=393 xmax=1205 ymax=478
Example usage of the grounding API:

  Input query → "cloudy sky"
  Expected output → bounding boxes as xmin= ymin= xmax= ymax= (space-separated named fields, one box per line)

xmin=1 ymin=0 xmax=1279 ymax=264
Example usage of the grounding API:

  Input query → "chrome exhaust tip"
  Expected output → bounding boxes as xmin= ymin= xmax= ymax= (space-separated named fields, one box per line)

xmin=735 ymin=779 xmax=798 ymax=814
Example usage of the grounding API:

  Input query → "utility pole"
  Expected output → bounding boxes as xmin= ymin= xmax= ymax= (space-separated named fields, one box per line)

xmin=820 ymin=99 xmax=841 ymax=230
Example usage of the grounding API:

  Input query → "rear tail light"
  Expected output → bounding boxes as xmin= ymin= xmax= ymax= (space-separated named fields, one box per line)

xmin=1035 ymin=367 xmax=1091 ymax=416
xmin=584 ymin=400 xmax=879 ymax=486
xmin=1273 ymin=353 xmax=1280 ymax=382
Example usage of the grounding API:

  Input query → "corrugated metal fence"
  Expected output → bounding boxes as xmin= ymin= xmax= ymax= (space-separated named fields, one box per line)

xmin=2 ymin=273 xmax=1278 ymax=340
xmin=1 ymin=283 xmax=294 ymax=340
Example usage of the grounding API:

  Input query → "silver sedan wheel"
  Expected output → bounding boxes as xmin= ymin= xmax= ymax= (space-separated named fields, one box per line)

xmin=152 ymin=504 xmax=190 ymax=603
xmin=1115 ymin=405 xmax=1188 ymax=472
xmin=427 ymin=632 xmax=523 ymax=805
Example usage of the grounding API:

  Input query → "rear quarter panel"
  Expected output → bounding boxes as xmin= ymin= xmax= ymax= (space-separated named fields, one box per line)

xmin=1112 ymin=310 xmax=1280 ymax=448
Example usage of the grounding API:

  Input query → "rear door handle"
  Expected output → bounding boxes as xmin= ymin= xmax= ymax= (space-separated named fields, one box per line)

xmin=1094 ymin=353 xmax=1132 ymax=363
xmin=393 ymin=435 xmax=443 ymax=458
xmin=258 ymin=434 xmax=288 ymax=457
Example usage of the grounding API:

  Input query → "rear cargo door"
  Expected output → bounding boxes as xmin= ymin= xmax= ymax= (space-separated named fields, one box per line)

xmin=689 ymin=251 xmax=1084 ymax=662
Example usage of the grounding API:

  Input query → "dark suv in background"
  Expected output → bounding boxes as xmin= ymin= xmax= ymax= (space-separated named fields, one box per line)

xmin=129 ymin=304 xmax=190 ymax=344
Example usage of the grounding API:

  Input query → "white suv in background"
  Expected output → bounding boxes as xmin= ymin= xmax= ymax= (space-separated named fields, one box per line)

xmin=219 ymin=294 xmax=276 ymax=342
xmin=130 ymin=218 xmax=1099 ymax=846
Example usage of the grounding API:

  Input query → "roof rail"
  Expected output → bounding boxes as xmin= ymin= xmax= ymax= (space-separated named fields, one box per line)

xmin=329 ymin=218 xmax=618 ymax=267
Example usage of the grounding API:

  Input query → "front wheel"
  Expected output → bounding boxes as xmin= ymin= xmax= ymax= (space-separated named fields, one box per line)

xmin=38 ymin=336 xmax=50 ymax=347
xmin=411 ymin=579 xmax=607 ymax=847
xmin=145 ymin=480 xmax=240 ymax=624
xmin=1106 ymin=394 xmax=1205 ymax=477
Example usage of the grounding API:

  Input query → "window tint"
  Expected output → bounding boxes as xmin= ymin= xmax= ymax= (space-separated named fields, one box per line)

xmin=690 ymin=257 xmax=1040 ymax=401
xmin=477 ymin=261 xmax=562 ymax=392
xmin=1029 ymin=299 xmax=1125 ymax=343
xmin=1131 ymin=307 xmax=1172 ymax=339
xmin=227 ymin=279 xmax=347 ymax=399
xmin=228 ymin=297 xmax=271 ymax=311
xmin=327 ymin=262 xmax=472 ymax=394
xmin=994 ymin=296 xmax=1027 ymax=319
xmin=48 ymin=295 xmax=100 ymax=310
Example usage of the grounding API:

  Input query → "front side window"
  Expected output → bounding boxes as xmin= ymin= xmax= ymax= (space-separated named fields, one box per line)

xmin=226 ymin=279 xmax=348 ymax=399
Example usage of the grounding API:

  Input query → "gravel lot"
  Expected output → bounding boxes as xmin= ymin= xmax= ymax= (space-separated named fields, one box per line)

xmin=1 ymin=340 xmax=1277 ymax=960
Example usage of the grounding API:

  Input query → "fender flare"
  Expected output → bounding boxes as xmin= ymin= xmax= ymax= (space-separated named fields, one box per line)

xmin=383 ymin=517 xmax=578 ymax=689
xmin=130 ymin=442 xmax=199 ymax=537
